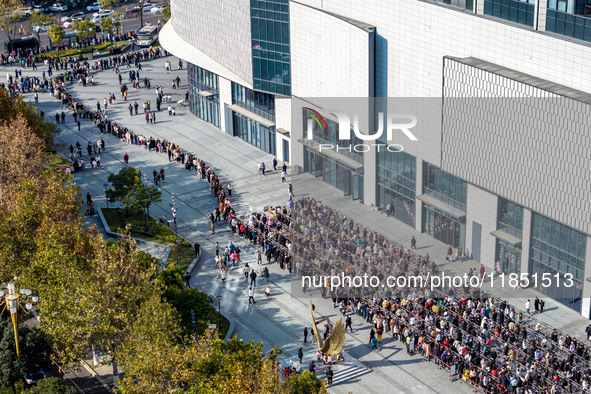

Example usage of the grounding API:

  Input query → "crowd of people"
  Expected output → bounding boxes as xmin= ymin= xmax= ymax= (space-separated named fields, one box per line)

xmin=241 ymin=197 xmax=591 ymax=393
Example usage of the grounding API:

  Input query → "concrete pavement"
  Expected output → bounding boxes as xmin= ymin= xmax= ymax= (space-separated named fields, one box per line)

xmin=7 ymin=54 xmax=589 ymax=393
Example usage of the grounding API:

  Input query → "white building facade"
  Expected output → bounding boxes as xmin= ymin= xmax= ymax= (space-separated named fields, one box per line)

xmin=161 ymin=0 xmax=591 ymax=316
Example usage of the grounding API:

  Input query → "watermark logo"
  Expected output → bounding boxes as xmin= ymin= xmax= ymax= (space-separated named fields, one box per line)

xmin=306 ymin=109 xmax=418 ymax=153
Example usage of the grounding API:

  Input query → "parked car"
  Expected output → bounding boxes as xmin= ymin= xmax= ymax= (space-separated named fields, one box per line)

xmin=18 ymin=7 xmax=32 ymax=17
xmin=24 ymin=370 xmax=45 ymax=385
xmin=87 ymin=2 xmax=102 ymax=12
xmin=32 ymin=5 xmax=48 ymax=12
xmin=142 ymin=2 xmax=155 ymax=12
xmin=124 ymin=6 xmax=141 ymax=18
xmin=32 ymin=24 xmax=50 ymax=33
xmin=150 ymin=4 xmax=165 ymax=14
xmin=93 ymin=9 xmax=113 ymax=18
xmin=49 ymin=3 xmax=68 ymax=12
xmin=91 ymin=11 xmax=113 ymax=23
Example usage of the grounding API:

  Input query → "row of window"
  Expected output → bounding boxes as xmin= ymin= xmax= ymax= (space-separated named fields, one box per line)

xmin=303 ymin=109 xmax=363 ymax=163
xmin=251 ymin=0 xmax=291 ymax=96
xmin=232 ymin=112 xmax=276 ymax=155
xmin=498 ymin=198 xmax=524 ymax=238
xmin=423 ymin=163 xmax=468 ymax=212
xmin=187 ymin=63 xmax=219 ymax=93
xmin=232 ymin=82 xmax=276 ymax=121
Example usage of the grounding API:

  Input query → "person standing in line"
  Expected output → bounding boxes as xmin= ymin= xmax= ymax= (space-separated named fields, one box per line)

xmin=411 ymin=236 xmax=417 ymax=250
xmin=326 ymin=366 xmax=334 ymax=386
xmin=227 ymin=182 xmax=232 ymax=197
xmin=304 ymin=327 xmax=308 ymax=343
xmin=248 ymin=286 xmax=256 ymax=304
xmin=298 ymin=347 xmax=304 ymax=364
xmin=210 ymin=212 xmax=216 ymax=234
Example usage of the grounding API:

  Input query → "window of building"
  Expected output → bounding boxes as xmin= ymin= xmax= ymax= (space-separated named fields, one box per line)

xmin=423 ymin=162 xmax=467 ymax=212
xmin=303 ymin=108 xmax=363 ymax=163
xmin=251 ymin=0 xmax=291 ymax=96
xmin=377 ymin=150 xmax=416 ymax=227
xmin=529 ymin=213 xmax=586 ymax=312
xmin=546 ymin=1 xmax=591 ymax=42
xmin=232 ymin=112 xmax=276 ymax=155
xmin=497 ymin=198 xmax=524 ymax=238
xmin=187 ymin=63 xmax=220 ymax=127
xmin=483 ymin=0 xmax=535 ymax=27
xmin=436 ymin=0 xmax=474 ymax=11
xmin=303 ymin=147 xmax=363 ymax=200
xmin=232 ymin=82 xmax=275 ymax=121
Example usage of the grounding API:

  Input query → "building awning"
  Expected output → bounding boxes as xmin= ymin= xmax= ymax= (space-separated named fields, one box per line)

xmin=198 ymin=90 xmax=215 ymax=98
xmin=417 ymin=194 xmax=466 ymax=220
xmin=228 ymin=104 xmax=276 ymax=128
xmin=490 ymin=229 xmax=522 ymax=247
xmin=296 ymin=138 xmax=364 ymax=171
xmin=276 ymin=128 xmax=290 ymax=137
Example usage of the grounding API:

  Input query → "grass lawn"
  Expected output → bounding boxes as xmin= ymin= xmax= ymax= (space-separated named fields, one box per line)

xmin=102 ymin=207 xmax=195 ymax=270
xmin=48 ymin=151 xmax=71 ymax=169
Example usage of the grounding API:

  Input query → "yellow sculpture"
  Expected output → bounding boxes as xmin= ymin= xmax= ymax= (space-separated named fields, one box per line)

xmin=310 ymin=302 xmax=346 ymax=356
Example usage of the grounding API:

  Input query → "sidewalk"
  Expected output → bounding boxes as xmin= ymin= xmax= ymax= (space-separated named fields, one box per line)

xmin=7 ymin=57 xmax=588 ymax=392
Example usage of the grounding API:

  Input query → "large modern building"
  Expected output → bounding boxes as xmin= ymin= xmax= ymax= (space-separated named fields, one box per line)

xmin=160 ymin=0 xmax=591 ymax=316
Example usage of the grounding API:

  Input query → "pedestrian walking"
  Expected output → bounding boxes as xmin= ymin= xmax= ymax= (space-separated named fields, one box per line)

xmin=281 ymin=170 xmax=287 ymax=182
xmin=160 ymin=167 xmax=165 ymax=182
xmin=215 ymin=241 xmax=219 ymax=256
xmin=525 ymin=299 xmax=531 ymax=314
xmin=534 ymin=297 xmax=540 ymax=314
xmin=86 ymin=192 xmax=92 ymax=206
xmin=259 ymin=162 xmax=265 ymax=176
xmin=411 ymin=236 xmax=416 ymax=249
xmin=540 ymin=299 xmax=545 ymax=313
xmin=77 ymin=119 xmax=81 ymax=131
xmin=298 ymin=347 xmax=304 ymax=364
xmin=184 ymin=272 xmax=191 ymax=288
xmin=243 ymin=263 xmax=250 ymax=280
xmin=345 ymin=315 xmax=353 ymax=333
xmin=124 ymin=153 xmax=129 ymax=164
xmin=304 ymin=327 xmax=308 ymax=343
xmin=272 ymin=157 xmax=278 ymax=171
xmin=250 ymin=270 xmax=257 ymax=287
xmin=326 ymin=366 xmax=334 ymax=386
xmin=248 ymin=286 xmax=256 ymax=304
xmin=220 ymin=267 xmax=227 ymax=282
xmin=194 ymin=241 xmax=200 ymax=257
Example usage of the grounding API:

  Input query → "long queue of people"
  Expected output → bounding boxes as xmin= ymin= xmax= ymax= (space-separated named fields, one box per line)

xmin=242 ymin=198 xmax=591 ymax=393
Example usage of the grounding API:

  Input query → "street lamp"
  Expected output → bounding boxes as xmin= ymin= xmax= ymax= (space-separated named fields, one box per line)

xmin=103 ymin=183 xmax=109 ymax=208
xmin=0 ymin=281 xmax=39 ymax=391
xmin=216 ymin=295 xmax=222 ymax=330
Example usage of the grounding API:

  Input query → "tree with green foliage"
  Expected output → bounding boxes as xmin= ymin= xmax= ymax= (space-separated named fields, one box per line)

xmin=98 ymin=0 xmax=119 ymax=11
xmin=74 ymin=19 xmax=96 ymax=48
xmin=29 ymin=12 xmax=56 ymax=40
xmin=26 ymin=377 xmax=78 ymax=394
xmin=106 ymin=167 xmax=161 ymax=223
xmin=48 ymin=24 xmax=65 ymax=54
xmin=99 ymin=16 xmax=113 ymax=41
xmin=0 ymin=0 xmax=22 ymax=42
xmin=159 ymin=5 xmax=170 ymax=24
xmin=284 ymin=370 xmax=328 ymax=394
xmin=0 ymin=317 xmax=52 ymax=394
xmin=0 ymin=87 xmax=59 ymax=147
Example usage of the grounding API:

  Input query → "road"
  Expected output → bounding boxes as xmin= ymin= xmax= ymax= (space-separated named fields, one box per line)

xmin=14 ymin=3 xmax=164 ymax=48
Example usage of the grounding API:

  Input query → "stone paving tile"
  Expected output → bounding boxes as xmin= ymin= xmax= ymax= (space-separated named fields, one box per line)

xmin=6 ymin=57 xmax=584 ymax=393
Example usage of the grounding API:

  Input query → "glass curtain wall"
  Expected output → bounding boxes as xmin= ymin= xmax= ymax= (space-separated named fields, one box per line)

xmin=377 ymin=150 xmax=416 ymax=227
xmin=250 ymin=0 xmax=291 ymax=95
xmin=530 ymin=213 xmax=586 ymax=312
xmin=187 ymin=63 xmax=220 ymax=127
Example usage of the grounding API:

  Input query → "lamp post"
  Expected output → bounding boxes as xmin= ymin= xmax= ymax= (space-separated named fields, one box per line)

xmin=176 ymin=237 xmax=182 ymax=266
xmin=0 ymin=281 xmax=39 ymax=392
xmin=216 ymin=295 xmax=222 ymax=330
xmin=103 ymin=183 xmax=109 ymax=208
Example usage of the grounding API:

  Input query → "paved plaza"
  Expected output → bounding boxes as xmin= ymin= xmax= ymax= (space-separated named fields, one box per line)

xmin=7 ymin=55 xmax=591 ymax=393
